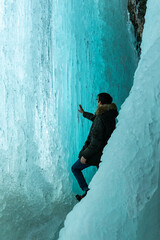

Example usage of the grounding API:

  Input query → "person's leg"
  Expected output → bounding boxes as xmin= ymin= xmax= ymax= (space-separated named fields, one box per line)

xmin=71 ymin=159 xmax=90 ymax=191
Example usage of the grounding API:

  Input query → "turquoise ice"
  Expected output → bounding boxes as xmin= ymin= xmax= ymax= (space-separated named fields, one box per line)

xmin=59 ymin=0 xmax=160 ymax=239
xmin=1 ymin=0 xmax=158 ymax=240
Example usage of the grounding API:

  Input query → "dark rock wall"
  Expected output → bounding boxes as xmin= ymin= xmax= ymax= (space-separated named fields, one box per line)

xmin=128 ymin=0 xmax=147 ymax=55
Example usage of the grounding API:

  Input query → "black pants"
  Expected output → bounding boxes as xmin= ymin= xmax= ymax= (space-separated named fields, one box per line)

xmin=71 ymin=159 xmax=99 ymax=191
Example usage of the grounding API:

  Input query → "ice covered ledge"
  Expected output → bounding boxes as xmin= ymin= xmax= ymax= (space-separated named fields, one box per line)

xmin=59 ymin=0 xmax=160 ymax=239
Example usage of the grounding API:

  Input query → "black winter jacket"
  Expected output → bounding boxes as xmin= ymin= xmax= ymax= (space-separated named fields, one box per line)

xmin=79 ymin=103 xmax=118 ymax=166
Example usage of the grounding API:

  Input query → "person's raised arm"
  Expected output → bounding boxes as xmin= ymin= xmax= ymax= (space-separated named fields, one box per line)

xmin=78 ymin=104 xmax=95 ymax=122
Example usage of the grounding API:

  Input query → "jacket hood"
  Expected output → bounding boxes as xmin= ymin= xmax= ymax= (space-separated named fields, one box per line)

xmin=95 ymin=103 xmax=118 ymax=116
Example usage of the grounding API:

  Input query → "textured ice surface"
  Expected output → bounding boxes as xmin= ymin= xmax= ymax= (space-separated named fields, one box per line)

xmin=0 ymin=1 xmax=73 ymax=239
xmin=0 ymin=0 xmax=137 ymax=239
xmin=52 ymin=0 xmax=137 ymax=193
xmin=59 ymin=0 xmax=160 ymax=239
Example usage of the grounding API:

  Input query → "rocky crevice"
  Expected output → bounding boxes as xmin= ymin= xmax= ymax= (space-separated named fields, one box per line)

xmin=128 ymin=0 xmax=147 ymax=55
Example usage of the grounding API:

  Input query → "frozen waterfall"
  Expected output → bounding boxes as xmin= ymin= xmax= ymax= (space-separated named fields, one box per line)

xmin=1 ymin=0 xmax=158 ymax=240
xmin=59 ymin=0 xmax=160 ymax=239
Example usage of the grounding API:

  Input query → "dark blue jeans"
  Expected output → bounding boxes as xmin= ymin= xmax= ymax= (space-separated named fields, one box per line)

xmin=71 ymin=159 xmax=90 ymax=192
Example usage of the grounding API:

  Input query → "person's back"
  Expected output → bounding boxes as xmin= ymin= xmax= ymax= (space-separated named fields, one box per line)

xmin=79 ymin=101 xmax=118 ymax=166
xmin=72 ymin=93 xmax=118 ymax=201
xmin=97 ymin=103 xmax=118 ymax=148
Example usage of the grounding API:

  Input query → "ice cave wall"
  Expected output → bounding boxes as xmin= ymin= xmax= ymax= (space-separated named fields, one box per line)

xmin=59 ymin=0 xmax=160 ymax=239
xmin=0 ymin=0 xmax=137 ymax=239
xmin=0 ymin=1 xmax=71 ymax=239
xmin=52 ymin=0 xmax=138 ymax=192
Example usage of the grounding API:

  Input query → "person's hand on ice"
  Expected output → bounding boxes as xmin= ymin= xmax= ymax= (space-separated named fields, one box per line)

xmin=78 ymin=104 xmax=84 ymax=114
xmin=80 ymin=156 xmax=86 ymax=164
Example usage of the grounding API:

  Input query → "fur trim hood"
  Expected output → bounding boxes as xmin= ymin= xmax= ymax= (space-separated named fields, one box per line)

xmin=95 ymin=103 xmax=117 ymax=116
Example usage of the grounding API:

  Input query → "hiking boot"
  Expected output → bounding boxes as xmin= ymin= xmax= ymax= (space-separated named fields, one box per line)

xmin=75 ymin=189 xmax=89 ymax=201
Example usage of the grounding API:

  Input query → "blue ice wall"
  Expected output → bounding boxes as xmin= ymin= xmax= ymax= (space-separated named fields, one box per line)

xmin=52 ymin=0 xmax=137 ymax=191
xmin=59 ymin=1 xmax=160 ymax=239
xmin=0 ymin=0 xmax=137 ymax=239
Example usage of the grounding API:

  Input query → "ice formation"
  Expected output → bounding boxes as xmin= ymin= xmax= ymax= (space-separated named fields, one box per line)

xmin=59 ymin=0 xmax=160 ymax=239
xmin=0 ymin=0 xmax=156 ymax=239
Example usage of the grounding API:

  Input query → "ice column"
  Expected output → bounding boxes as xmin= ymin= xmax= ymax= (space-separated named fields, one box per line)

xmin=0 ymin=1 xmax=72 ymax=239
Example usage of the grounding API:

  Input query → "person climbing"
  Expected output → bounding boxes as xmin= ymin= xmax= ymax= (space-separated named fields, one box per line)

xmin=71 ymin=92 xmax=118 ymax=201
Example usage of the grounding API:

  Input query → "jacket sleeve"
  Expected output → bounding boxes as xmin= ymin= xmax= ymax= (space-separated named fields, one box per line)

xmin=82 ymin=116 xmax=104 ymax=162
xmin=83 ymin=112 xmax=96 ymax=121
